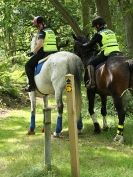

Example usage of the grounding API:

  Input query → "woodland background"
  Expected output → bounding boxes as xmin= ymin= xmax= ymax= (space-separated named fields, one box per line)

xmin=1 ymin=1 xmax=133 ymax=177
xmin=0 ymin=0 xmax=133 ymax=105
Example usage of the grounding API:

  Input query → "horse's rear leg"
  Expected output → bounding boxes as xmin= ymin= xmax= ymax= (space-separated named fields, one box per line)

xmin=27 ymin=91 xmax=36 ymax=135
xmin=100 ymin=95 xmax=108 ymax=130
xmin=113 ymin=95 xmax=125 ymax=143
xmin=42 ymin=95 xmax=48 ymax=133
xmin=87 ymin=89 xmax=101 ymax=133
xmin=53 ymin=91 xmax=64 ymax=137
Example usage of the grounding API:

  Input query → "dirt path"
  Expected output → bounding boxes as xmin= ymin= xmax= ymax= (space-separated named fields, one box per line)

xmin=0 ymin=109 xmax=11 ymax=119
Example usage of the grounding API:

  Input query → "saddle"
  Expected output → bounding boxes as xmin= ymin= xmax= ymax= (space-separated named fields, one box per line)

xmin=95 ymin=52 xmax=123 ymax=70
xmin=35 ymin=55 xmax=50 ymax=76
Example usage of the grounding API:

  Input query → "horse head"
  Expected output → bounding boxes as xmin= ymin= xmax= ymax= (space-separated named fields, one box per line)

xmin=72 ymin=34 xmax=98 ymax=67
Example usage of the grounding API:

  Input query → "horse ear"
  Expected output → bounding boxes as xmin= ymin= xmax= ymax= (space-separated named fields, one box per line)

xmin=72 ymin=33 xmax=77 ymax=40
xmin=86 ymin=33 xmax=90 ymax=40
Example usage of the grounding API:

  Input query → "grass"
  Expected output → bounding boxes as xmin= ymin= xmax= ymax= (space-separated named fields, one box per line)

xmin=0 ymin=93 xmax=133 ymax=177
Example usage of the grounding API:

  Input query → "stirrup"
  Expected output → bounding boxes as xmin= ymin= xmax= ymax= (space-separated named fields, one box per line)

xmin=25 ymin=85 xmax=35 ymax=92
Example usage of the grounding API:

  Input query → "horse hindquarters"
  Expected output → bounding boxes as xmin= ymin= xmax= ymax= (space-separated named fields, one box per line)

xmin=110 ymin=61 xmax=130 ymax=143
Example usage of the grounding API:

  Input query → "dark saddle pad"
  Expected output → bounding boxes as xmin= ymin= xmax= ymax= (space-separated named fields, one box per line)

xmin=95 ymin=52 xmax=123 ymax=70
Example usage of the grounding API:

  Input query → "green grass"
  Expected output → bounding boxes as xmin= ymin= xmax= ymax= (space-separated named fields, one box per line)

xmin=0 ymin=95 xmax=133 ymax=177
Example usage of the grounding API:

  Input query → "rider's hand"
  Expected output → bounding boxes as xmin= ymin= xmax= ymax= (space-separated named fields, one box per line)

xmin=27 ymin=52 xmax=34 ymax=57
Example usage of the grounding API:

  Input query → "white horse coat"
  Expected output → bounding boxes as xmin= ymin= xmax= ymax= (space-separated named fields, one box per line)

xmin=28 ymin=35 xmax=83 ymax=135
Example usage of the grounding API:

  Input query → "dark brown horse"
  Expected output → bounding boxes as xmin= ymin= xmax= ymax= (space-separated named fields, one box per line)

xmin=73 ymin=34 xmax=133 ymax=144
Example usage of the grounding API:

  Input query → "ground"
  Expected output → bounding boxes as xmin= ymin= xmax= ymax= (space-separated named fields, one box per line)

xmin=0 ymin=92 xmax=133 ymax=177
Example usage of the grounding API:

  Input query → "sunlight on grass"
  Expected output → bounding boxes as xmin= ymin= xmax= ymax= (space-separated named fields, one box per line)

xmin=0 ymin=93 xmax=133 ymax=177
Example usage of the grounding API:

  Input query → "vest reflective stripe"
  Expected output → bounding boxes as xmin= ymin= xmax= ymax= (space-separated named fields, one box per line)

xmin=43 ymin=29 xmax=58 ymax=52
xmin=99 ymin=29 xmax=120 ymax=56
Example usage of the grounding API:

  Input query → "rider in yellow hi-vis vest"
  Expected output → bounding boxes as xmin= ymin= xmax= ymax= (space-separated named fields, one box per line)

xmin=43 ymin=29 xmax=57 ymax=52
xmin=25 ymin=16 xmax=58 ymax=92
xmin=82 ymin=16 xmax=120 ymax=89
xmin=99 ymin=29 xmax=120 ymax=56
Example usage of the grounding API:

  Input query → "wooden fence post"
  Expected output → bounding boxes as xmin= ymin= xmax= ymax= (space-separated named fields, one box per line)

xmin=65 ymin=74 xmax=80 ymax=177
xmin=43 ymin=108 xmax=51 ymax=170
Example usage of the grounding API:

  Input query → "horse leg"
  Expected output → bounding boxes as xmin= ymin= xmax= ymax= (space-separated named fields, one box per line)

xmin=53 ymin=91 xmax=64 ymax=137
xmin=100 ymin=95 xmax=108 ymax=130
xmin=77 ymin=114 xmax=83 ymax=134
xmin=113 ymin=95 xmax=125 ymax=144
xmin=27 ymin=91 xmax=36 ymax=135
xmin=87 ymin=89 xmax=101 ymax=133
xmin=42 ymin=95 xmax=48 ymax=133
xmin=75 ymin=79 xmax=83 ymax=133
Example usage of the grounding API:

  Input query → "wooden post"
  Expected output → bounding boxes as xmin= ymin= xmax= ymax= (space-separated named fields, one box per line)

xmin=43 ymin=108 xmax=51 ymax=170
xmin=65 ymin=74 xmax=80 ymax=177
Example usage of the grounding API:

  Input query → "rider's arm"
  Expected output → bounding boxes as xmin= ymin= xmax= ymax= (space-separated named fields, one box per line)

xmin=33 ymin=31 xmax=45 ymax=54
xmin=83 ymin=33 xmax=102 ymax=47
xmin=33 ymin=39 xmax=44 ymax=54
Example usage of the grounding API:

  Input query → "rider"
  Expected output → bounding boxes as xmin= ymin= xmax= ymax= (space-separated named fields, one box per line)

xmin=83 ymin=16 xmax=120 ymax=89
xmin=25 ymin=16 xmax=58 ymax=92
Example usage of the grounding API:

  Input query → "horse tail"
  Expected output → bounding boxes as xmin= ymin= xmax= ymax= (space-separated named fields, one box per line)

xmin=127 ymin=60 xmax=133 ymax=89
xmin=74 ymin=66 xmax=82 ymax=120
xmin=120 ymin=60 xmax=133 ymax=109
xmin=68 ymin=54 xmax=83 ymax=120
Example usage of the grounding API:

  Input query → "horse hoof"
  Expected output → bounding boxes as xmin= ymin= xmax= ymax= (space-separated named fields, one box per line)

xmin=27 ymin=130 xmax=35 ymax=135
xmin=94 ymin=123 xmax=101 ymax=134
xmin=53 ymin=132 xmax=60 ymax=138
xmin=78 ymin=129 xmax=82 ymax=135
xmin=113 ymin=134 xmax=124 ymax=144
xmin=42 ymin=128 xmax=45 ymax=133
xmin=103 ymin=126 xmax=109 ymax=131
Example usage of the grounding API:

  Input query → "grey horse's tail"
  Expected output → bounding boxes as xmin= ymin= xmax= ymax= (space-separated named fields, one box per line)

xmin=68 ymin=55 xmax=83 ymax=120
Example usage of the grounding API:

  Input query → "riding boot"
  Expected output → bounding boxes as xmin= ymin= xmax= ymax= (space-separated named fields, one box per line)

xmin=25 ymin=65 xmax=36 ymax=92
xmin=86 ymin=65 xmax=95 ymax=89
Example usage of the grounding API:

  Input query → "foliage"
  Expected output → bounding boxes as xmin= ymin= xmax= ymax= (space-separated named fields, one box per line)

xmin=0 ymin=0 xmax=133 ymax=108
xmin=0 ymin=54 xmax=26 ymax=104
xmin=122 ymin=89 xmax=133 ymax=114
xmin=0 ymin=1 xmax=133 ymax=176
xmin=0 ymin=0 xmax=82 ymax=56
xmin=0 ymin=0 xmax=132 ymax=56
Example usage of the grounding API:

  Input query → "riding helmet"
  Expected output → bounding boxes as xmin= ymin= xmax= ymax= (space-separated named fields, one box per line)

xmin=32 ymin=16 xmax=44 ymax=25
xmin=92 ymin=16 xmax=106 ymax=27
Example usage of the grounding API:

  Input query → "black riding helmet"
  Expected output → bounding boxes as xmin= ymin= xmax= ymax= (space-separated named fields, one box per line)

xmin=32 ymin=16 xmax=44 ymax=26
xmin=92 ymin=16 xmax=106 ymax=27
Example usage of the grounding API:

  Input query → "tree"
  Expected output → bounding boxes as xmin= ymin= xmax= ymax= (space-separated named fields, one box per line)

xmin=95 ymin=0 xmax=113 ymax=29
xmin=118 ymin=0 xmax=133 ymax=57
xmin=81 ymin=0 xmax=91 ymax=36
xmin=48 ymin=0 xmax=83 ymax=36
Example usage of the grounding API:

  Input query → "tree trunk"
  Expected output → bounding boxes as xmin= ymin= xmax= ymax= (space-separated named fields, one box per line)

xmin=124 ymin=12 xmax=133 ymax=57
xmin=95 ymin=0 xmax=112 ymax=29
xmin=48 ymin=0 xmax=83 ymax=36
xmin=81 ymin=0 xmax=90 ymax=37
xmin=118 ymin=0 xmax=133 ymax=57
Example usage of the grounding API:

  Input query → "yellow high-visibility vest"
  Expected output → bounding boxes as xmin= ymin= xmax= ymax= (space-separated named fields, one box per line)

xmin=43 ymin=29 xmax=58 ymax=52
xmin=99 ymin=29 xmax=120 ymax=56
